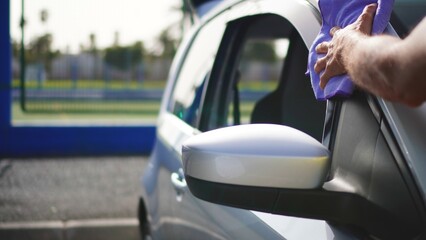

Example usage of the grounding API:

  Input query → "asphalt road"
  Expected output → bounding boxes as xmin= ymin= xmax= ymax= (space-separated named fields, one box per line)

xmin=0 ymin=156 xmax=149 ymax=222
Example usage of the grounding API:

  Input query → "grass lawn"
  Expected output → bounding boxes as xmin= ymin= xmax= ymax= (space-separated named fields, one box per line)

xmin=12 ymin=79 xmax=167 ymax=90
xmin=12 ymin=79 xmax=275 ymax=91
xmin=11 ymin=79 xmax=165 ymax=125
xmin=12 ymin=100 xmax=161 ymax=126
xmin=12 ymin=100 xmax=260 ymax=126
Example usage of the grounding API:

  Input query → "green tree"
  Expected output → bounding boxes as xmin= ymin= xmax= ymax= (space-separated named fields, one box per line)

xmin=104 ymin=41 xmax=145 ymax=70
xmin=89 ymin=33 xmax=97 ymax=52
xmin=88 ymin=33 xmax=99 ymax=79
xmin=243 ymin=41 xmax=277 ymax=63
xmin=113 ymin=31 xmax=120 ymax=47
xmin=24 ymin=9 xmax=58 ymax=74
xmin=11 ymin=39 xmax=20 ymax=58
xmin=26 ymin=33 xmax=59 ymax=72
xmin=40 ymin=9 xmax=48 ymax=24
xmin=157 ymin=28 xmax=178 ymax=58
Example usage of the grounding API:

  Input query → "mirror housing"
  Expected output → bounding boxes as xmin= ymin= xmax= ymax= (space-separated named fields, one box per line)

xmin=182 ymin=124 xmax=330 ymax=213
xmin=182 ymin=124 xmax=416 ymax=239
xmin=183 ymin=124 xmax=330 ymax=189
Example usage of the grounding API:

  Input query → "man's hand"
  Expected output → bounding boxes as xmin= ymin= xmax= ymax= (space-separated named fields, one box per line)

xmin=314 ymin=3 xmax=377 ymax=89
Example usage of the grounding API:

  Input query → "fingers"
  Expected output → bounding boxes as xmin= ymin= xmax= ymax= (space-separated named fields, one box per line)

xmin=363 ymin=3 xmax=378 ymax=16
xmin=314 ymin=56 xmax=332 ymax=90
xmin=315 ymin=42 xmax=329 ymax=54
xmin=314 ymin=42 xmax=330 ymax=89
xmin=330 ymin=27 xmax=341 ymax=37
xmin=357 ymin=3 xmax=377 ymax=34
xmin=317 ymin=57 xmax=346 ymax=89
xmin=319 ymin=70 xmax=333 ymax=89
xmin=315 ymin=5 xmax=377 ymax=90
xmin=358 ymin=3 xmax=377 ymax=23
xmin=319 ymin=60 xmax=347 ymax=89
xmin=314 ymin=56 xmax=327 ymax=73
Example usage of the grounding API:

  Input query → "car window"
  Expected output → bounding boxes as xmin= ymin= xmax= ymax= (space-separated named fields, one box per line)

xmin=169 ymin=13 xmax=227 ymax=127
xmin=226 ymin=38 xmax=287 ymax=125
xmin=201 ymin=14 xmax=326 ymax=142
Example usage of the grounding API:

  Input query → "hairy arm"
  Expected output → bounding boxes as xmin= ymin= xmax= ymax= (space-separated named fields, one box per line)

xmin=315 ymin=3 xmax=426 ymax=107
xmin=344 ymin=18 xmax=426 ymax=106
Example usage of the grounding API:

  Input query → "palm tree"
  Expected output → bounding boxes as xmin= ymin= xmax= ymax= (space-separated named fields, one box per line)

xmin=39 ymin=9 xmax=50 ymax=78
xmin=40 ymin=9 xmax=48 ymax=24
xmin=168 ymin=0 xmax=196 ymax=43
xmin=89 ymin=33 xmax=99 ymax=79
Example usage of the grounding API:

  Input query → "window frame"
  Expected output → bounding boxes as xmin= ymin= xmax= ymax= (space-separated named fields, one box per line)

xmin=198 ymin=17 xmax=250 ymax=132
xmin=199 ymin=13 xmax=326 ymax=141
xmin=163 ymin=8 xmax=229 ymax=130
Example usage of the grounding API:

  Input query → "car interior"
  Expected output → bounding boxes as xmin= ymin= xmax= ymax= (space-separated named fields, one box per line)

xmin=200 ymin=14 xmax=326 ymax=141
xmin=250 ymin=28 xmax=325 ymax=142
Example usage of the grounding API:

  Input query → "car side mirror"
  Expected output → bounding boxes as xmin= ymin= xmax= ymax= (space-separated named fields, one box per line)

xmin=182 ymin=124 xmax=330 ymax=213
xmin=182 ymin=124 xmax=330 ymax=190
xmin=181 ymin=124 xmax=414 ymax=239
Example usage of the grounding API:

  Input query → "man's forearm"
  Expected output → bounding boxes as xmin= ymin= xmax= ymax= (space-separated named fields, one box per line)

xmin=343 ymin=18 xmax=426 ymax=106
xmin=315 ymin=4 xmax=426 ymax=107
xmin=343 ymin=32 xmax=402 ymax=101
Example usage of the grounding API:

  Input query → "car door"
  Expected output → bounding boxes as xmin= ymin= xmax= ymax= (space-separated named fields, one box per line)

xmin=163 ymin=0 xmax=361 ymax=238
xmin=141 ymin=6 xmax=229 ymax=239
xmin=161 ymin=2 xmax=289 ymax=239
xmin=197 ymin=2 xmax=337 ymax=239
xmin=185 ymin=0 xmax=426 ymax=239
xmin=179 ymin=0 xmax=351 ymax=239
xmin=145 ymin=0 xmax=426 ymax=239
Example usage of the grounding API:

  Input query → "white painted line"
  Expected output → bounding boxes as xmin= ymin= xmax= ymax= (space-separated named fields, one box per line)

xmin=65 ymin=218 xmax=139 ymax=228
xmin=0 ymin=218 xmax=138 ymax=230
xmin=0 ymin=221 xmax=64 ymax=229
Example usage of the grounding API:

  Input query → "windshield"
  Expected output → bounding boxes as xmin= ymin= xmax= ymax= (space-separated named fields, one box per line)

xmin=393 ymin=0 xmax=426 ymax=32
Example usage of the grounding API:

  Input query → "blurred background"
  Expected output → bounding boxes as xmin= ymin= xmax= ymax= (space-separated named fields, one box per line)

xmin=10 ymin=0 xmax=186 ymax=126
xmin=1 ymin=2 xmax=196 ymax=238
xmin=9 ymin=0 xmax=287 ymax=127
xmin=2 ymin=0 xmax=290 ymax=158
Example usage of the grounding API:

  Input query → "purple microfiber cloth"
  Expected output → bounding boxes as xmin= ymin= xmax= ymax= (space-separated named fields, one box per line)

xmin=307 ymin=0 xmax=394 ymax=100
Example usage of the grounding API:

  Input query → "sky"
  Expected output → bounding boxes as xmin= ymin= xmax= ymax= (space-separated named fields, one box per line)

xmin=10 ymin=0 xmax=182 ymax=53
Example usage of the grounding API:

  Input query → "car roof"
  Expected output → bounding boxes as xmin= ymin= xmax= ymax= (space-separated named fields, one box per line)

xmin=198 ymin=0 xmax=320 ymax=27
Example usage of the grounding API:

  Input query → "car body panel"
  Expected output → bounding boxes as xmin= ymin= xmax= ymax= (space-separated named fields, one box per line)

xmin=379 ymin=100 xmax=426 ymax=202
xmin=143 ymin=0 xmax=345 ymax=239
xmin=141 ymin=0 xmax=426 ymax=239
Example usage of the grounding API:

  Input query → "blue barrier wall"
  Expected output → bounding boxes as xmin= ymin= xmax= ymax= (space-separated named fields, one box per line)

xmin=0 ymin=1 xmax=155 ymax=157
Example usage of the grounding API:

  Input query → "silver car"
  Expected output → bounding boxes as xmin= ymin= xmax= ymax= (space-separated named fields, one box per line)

xmin=139 ymin=0 xmax=426 ymax=239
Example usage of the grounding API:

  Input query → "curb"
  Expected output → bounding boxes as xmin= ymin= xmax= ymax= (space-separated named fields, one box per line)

xmin=0 ymin=218 xmax=140 ymax=240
